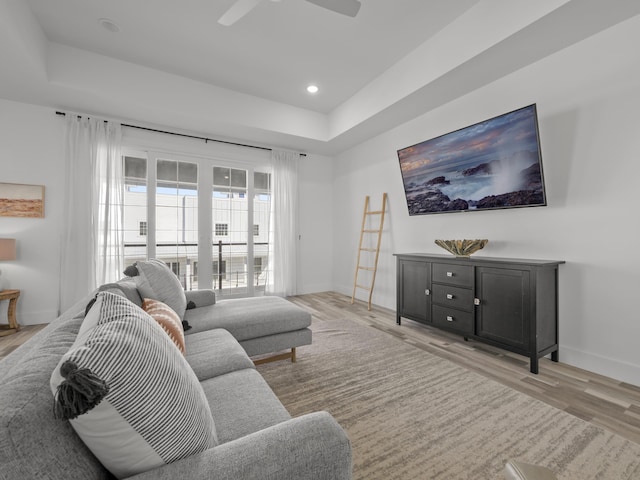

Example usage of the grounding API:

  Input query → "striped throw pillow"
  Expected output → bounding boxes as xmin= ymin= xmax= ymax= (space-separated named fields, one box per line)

xmin=50 ymin=292 xmax=217 ymax=479
xmin=142 ymin=298 xmax=185 ymax=354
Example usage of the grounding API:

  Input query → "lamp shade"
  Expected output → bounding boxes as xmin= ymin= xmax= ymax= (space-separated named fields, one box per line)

xmin=0 ymin=239 xmax=16 ymax=261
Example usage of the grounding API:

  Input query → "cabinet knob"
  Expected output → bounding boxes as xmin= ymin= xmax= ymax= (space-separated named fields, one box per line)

xmin=446 ymin=293 xmax=454 ymax=300
xmin=474 ymin=298 xmax=481 ymax=306
xmin=446 ymin=272 xmax=453 ymax=277
xmin=425 ymin=289 xmax=430 ymax=296
xmin=446 ymin=316 xmax=454 ymax=322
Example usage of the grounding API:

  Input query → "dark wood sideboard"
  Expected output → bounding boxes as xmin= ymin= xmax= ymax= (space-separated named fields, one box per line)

xmin=394 ymin=253 xmax=564 ymax=374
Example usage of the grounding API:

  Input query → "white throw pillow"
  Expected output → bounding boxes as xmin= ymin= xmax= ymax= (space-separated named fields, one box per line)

xmin=50 ymin=292 xmax=217 ymax=479
xmin=134 ymin=259 xmax=187 ymax=319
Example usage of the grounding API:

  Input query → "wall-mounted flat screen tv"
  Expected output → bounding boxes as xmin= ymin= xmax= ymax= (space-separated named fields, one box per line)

xmin=397 ymin=104 xmax=546 ymax=215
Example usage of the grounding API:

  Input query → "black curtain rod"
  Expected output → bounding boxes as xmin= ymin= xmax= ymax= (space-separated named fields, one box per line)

xmin=55 ymin=111 xmax=306 ymax=157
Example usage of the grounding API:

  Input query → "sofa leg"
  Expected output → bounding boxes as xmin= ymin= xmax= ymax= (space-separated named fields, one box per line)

xmin=253 ymin=348 xmax=298 ymax=366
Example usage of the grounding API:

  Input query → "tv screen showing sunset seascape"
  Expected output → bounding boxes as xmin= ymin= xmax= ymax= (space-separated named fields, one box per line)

xmin=397 ymin=104 xmax=546 ymax=215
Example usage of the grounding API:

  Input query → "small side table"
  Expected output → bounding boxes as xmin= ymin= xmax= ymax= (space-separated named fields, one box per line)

xmin=0 ymin=289 xmax=20 ymax=337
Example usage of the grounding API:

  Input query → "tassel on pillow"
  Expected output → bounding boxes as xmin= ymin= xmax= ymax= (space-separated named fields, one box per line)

xmin=53 ymin=360 xmax=109 ymax=420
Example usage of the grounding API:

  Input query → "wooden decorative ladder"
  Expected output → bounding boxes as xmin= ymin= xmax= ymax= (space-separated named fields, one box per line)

xmin=351 ymin=193 xmax=387 ymax=311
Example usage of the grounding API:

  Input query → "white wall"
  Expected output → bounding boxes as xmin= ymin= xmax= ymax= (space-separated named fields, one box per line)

xmin=0 ymin=99 xmax=65 ymax=324
xmin=298 ymin=154 xmax=333 ymax=294
xmin=332 ymin=16 xmax=640 ymax=385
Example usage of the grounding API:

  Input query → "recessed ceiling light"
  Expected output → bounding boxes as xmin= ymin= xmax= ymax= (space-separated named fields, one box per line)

xmin=98 ymin=18 xmax=121 ymax=33
xmin=306 ymin=85 xmax=319 ymax=94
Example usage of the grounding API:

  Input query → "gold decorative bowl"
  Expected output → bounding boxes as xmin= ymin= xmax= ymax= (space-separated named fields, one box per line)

xmin=435 ymin=239 xmax=488 ymax=257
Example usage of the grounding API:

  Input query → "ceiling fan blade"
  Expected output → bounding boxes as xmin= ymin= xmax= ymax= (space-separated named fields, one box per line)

xmin=305 ymin=0 xmax=361 ymax=17
xmin=218 ymin=0 xmax=263 ymax=26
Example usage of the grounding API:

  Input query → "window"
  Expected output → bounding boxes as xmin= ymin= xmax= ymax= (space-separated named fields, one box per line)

xmin=120 ymin=151 xmax=270 ymax=297
xmin=166 ymin=261 xmax=180 ymax=276
xmin=123 ymin=156 xmax=147 ymax=267
xmin=156 ymin=159 xmax=198 ymax=290
xmin=253 ymin=257 xmax=265 ymax=286
xmin=253 ymin=171 xmax=271 ymax=289
xmin=213 ymin=260 xmax=227 ymax=281
xmin=213 ymin=167 xmax=248 ymax=295
xmin=215 ymin=223 xmax=229 ymax=236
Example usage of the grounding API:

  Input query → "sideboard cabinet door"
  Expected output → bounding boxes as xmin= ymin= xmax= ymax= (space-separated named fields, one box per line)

xmin=397 ymin=259 xmax=431 ymax=325
xmin=475 ymin=267 xmax=530 ymax=352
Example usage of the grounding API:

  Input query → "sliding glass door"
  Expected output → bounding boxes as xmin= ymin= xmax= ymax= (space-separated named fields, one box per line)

xmin=156 ymin=159 xmax=199 ymax=290
xmin=123 ymin=155 xmax=148 ymax=267
xmin=211 ymin=167 xmax=272 ymax=296
xmin=122 ymin=151 xmax=271 ymax=298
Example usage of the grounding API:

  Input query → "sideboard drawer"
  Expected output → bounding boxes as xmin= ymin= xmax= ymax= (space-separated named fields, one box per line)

xmin=432 ymin=284 xmax=473 ymax=312
xmin=432 ymin=305 xmax=474 ymax=334
xmin=432 ymin=263 xmax=473 ymax=287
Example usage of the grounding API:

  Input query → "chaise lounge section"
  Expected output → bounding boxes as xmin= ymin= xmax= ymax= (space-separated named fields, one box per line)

xmin=183 ymin=292 xmax=312 ymax=364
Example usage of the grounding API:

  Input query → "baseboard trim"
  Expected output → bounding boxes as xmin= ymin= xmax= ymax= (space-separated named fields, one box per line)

xmin=559 ymin=345 xmax=640 ymax=386
xmin=298 ymin=283 xmax=334 ymax=295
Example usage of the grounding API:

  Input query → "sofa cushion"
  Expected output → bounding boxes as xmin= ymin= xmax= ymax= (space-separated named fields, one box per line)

xmin=130 ymin=259 xmax=187 ymax=319
xmin=142 ymin=298 xmax=186 ymax=354
xmin=184 ymin=296 xmax=311 ymax=340
xmin=184 ymin=329 xmax=255 ymax=381
xmin=50 ymin=292 xmax=217 ymax=479
xmin=0 ymin=303 xmax=113 ymax=480
xmin=200 ymin=368 xmax=291 ymax=444
xmin=185 ymin=289 xmax=216 ymax=307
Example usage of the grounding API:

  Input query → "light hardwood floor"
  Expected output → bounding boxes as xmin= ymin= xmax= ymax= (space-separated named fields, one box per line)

xmin=2 ymin=291 xmax=639 ymax=445
xmin=0 ymin=324 xmax=47 ymax=359
xmin=288 ymin=292 xmax=640 ymax=446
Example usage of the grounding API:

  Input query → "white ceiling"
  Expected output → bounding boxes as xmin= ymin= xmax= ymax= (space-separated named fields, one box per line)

xmin=26 ymin=0 xmax=479 ymax=113
xmin=2 ymin=0 xmax=640 ymax=155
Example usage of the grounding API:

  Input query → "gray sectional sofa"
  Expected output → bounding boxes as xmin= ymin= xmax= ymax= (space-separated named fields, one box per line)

xmin=184 ymin=292 xmax=312 ymax=364
xmin=0 ymin=260 xmax=351 ymax=480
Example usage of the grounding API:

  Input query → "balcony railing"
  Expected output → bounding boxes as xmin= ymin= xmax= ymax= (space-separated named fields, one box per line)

xmin=124 ymin=241 xmax=269 ymax=294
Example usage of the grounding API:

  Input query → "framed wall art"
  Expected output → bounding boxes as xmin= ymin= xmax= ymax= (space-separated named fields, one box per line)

xmin=0 ymin=182 xmax=45 ymax=218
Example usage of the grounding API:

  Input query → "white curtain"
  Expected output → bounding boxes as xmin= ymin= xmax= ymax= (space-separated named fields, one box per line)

xmin=59 ymin=114 xmax=123 ymax=312
xmin=267 ymin=149 xmax=299 ymax=297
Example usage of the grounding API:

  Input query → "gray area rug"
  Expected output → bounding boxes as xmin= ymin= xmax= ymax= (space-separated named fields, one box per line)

xmin=257 ymin=312 xmax=640 ymax=479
